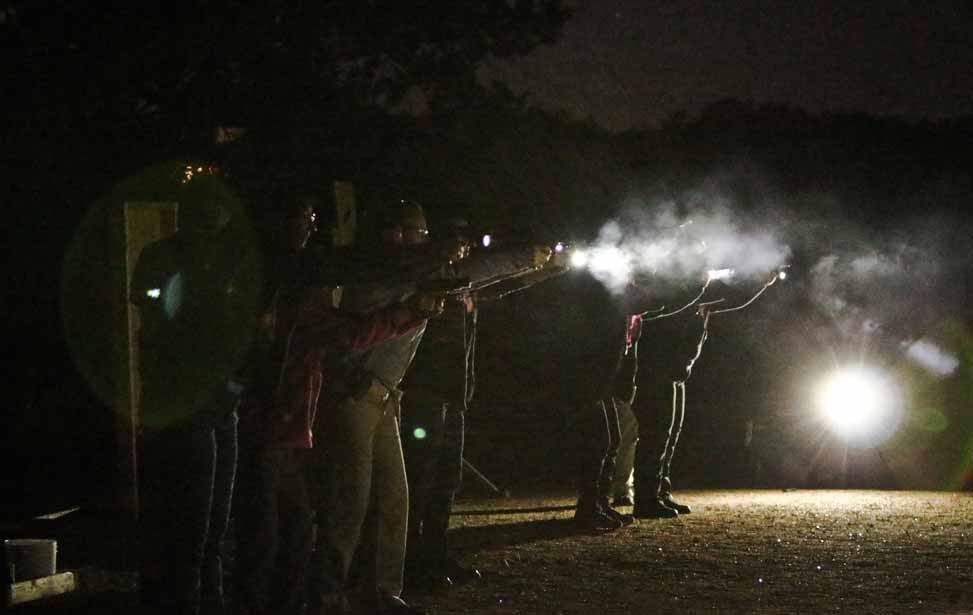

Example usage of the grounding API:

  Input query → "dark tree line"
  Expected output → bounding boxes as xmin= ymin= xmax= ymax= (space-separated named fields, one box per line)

xmin=6 ymin=1 xmax=569 ymax=190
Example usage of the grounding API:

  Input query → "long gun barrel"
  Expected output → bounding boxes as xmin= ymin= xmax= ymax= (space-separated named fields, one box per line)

xmin=415 ymin=277 xmax=472 ymax=296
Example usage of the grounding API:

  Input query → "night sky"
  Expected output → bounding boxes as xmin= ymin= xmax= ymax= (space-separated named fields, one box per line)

xmin=481 ymin=0 xmax=973 ymax=131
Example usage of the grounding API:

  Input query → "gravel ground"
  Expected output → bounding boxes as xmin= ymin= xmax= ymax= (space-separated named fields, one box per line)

xmin=409 ymin=490 xmax=973 ymax=615
xmin=10 ymin=490 xmax=973 ymax=614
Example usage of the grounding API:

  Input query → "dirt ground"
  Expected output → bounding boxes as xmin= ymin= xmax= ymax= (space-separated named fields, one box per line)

xmin=12 ymin=490 xmax=973 ymax=614
xmin=407 ymin=490 xmax=973 ymax=615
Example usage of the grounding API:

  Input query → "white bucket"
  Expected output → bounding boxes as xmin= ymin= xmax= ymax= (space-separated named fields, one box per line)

xmin=3 ymin=539 xmax=57 ymax=581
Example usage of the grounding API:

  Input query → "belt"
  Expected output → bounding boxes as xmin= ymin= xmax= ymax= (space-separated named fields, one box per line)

xmin=365 ymin=378 xmax=403 ymax=416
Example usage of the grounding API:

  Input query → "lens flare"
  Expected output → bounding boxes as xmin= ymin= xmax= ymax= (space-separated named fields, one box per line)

xmin=815 ymin=365 xmax=903 ymax=446
xmin=413 ymin=427 xmax=427 ymax=440
xmin=903 ymin=339 xmax=958 ymax=377
xmin=163 ymin=272 xmax=184 ymax=320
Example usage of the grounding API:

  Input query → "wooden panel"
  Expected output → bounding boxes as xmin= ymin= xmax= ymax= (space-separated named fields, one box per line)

xmin=5 ymin=571 xmax=76 ymax=607
xmin=117 ymin=202 xmax=178 ymax=516
xmin=332 ymin=181 xmax=356 ymax=247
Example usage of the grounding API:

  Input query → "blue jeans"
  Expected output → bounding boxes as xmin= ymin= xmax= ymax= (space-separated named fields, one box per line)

xmin=139 ymin=408 xmax=238 ymax=615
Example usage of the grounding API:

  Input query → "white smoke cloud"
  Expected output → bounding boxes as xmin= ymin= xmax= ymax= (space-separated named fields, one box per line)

xmin=576 ymin=194 xmax=791 ymax=293
xmin=807 ymin=242 xmax=942 ymax=328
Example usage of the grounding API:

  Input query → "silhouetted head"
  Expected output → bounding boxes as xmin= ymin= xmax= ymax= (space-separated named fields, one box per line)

xmin=178 ymin=175 xmax=235 ymax=236
xmin=443 ymin=216 xmax=472 ymax=243
xmin=379 ymin=199 xmax=429 ymax=246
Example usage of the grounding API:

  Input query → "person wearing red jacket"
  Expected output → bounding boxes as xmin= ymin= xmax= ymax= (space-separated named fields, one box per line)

xmin=233 ymin=200 xmax=438 ymax=615
xmin=314 ymin=200 xmax=545 ymax=615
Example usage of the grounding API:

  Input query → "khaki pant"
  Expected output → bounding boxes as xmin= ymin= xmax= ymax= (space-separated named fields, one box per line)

xmin=611 ymin=397 xmax=639 ymax=499
xmin=316 ymin=382 xmax=409 ymax=609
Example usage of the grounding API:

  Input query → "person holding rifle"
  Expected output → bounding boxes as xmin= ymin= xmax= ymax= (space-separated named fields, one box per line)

xmin=566 ymin=273 xmax=659 ymax=531
xmin=401 ymin=218 xmax=561 ymax=590
xmin=314 ymin=200 xmax=549 ymax=615
xmin=233 ymin=197 xmax=441 ymax=615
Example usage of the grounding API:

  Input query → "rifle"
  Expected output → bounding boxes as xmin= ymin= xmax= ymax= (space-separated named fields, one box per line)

xmin=415 ymin=277 xmax=472 ymax=296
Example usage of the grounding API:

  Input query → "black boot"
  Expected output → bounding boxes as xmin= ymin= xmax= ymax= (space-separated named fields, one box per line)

xmin=575 ymin=497 xmax=622 ymax=530
xmin=599 ymin=497 xmax=634 ymax=526
xmin=659 ymin=477 xmax=691 ymax=514
xmin=612 ymin=493 xmax=634 ymax=507
xmin=661 ymin=495 xmax=691 ymax=514
xmin=632 ymin=497 xmax=679 ymax=519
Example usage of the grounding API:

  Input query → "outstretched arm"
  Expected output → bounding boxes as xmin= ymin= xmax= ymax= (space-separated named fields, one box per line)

xmin=478 ymin=263 xmax=569 ymax=301
xmin=454 ymin=244 xmax=551 ymax=290
xmin=619 ymin=282 xmax=662 ymax=316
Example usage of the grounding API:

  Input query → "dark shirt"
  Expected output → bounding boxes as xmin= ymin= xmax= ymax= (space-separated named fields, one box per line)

xmin=551 ymin=272 xmax=659 ymax=406
xmin=131 ymin=230 xmax=262 ymax=428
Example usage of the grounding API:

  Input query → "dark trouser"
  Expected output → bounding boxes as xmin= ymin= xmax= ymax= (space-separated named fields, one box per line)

xmin=401 ymin=401 xmax=464 ymax=570
xmin=139 ymin=409 xmax=238 ymax=615
xmin=575 ymin=397 xmax=622 ymax=513
xmin=634 ymin=381 xmax=686 ymax=505
xmin=234 ymin=437 xmax=313 ymax=615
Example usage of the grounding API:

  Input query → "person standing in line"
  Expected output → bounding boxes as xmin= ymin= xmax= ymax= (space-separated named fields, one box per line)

xmin=401 ymin=218 xmax=562 ymax=590
xmin=632 ymin=311 xmax=697 ymax=519
xmin=314 ymin=200 xmax=546 ymax=615
xmin=609 ymin=315 xmax=643 ymax=508
xmin=569 ymin=273 xmax=657 ymax=531
xmin=234 ymin=198 xmax=435 ymax=615
xmin=132 ymin=175 xmax=261 ymax=615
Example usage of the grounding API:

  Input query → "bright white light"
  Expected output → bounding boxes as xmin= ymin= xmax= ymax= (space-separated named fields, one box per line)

xmin=707 ymin=268 xmax=735 ymax=282
xmin=570 ymin=249 xmax=589 ymax=268
xmin=777 ymin=270 xmax=788 ymax=281
xmin=481 ymin=234 xmax=492 ymax=248
xmin=146 ymin=288 xmax=161 ymax=299
xmin=554 ymin=241 xmax=565 ymax=253
xmin=587 ymin=246 xmax=631 ymax=277
xmin=815 ymin=365 xmax=902 ymax=445
xmin=574 ymin=245 xmax=634 ymax=291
